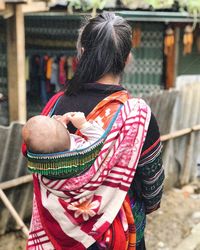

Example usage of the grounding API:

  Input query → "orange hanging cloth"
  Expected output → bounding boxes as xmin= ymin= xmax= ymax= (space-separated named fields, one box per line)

xmin=183 ymin=25 xmax=193 ymax=55
xmin=164 ymin=27 xmax=175 ymax=56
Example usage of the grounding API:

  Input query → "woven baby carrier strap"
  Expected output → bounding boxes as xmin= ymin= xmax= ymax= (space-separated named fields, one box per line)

xmin=27 ymin=105 xmax=122 ymax=179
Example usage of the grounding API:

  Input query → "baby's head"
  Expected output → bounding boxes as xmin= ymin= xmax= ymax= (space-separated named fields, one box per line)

xmin=22 ymin=115 xmax=70 ymax=154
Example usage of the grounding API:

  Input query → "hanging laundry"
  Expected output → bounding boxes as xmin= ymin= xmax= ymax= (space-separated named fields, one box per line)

xmin=27 ymin=53 xmax=77 ymax=108
xmin=30 ymin=55 xmax=41 ymax=99
xmin=46 ymin=57 xmax=53 ymax=80
xmin=59 ymin=56 xmax=67 ymax=85
xmin=67 ymin=57 xmax=73 ymax=80
xmin=25 ymin=56 xmax=31 ymax=95
xmin=25 ymin=56 xmax=30 ymax=82
xmin=51 ymin=58 xmax=60 ymax=92
xmin=40 ymin=55 xmax=49 ymax=106
xmin=72 ymin=57 xmax=78 ymax=73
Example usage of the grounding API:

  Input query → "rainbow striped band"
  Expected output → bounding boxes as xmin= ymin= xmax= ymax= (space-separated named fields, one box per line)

xmin=27 ymin=137 xmax=104 ymax=179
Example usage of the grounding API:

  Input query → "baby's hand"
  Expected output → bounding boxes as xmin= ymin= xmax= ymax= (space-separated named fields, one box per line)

xmin=52 ymin=114 xmax=70 ymax=127
xmin=67 ymin=112 xmax=88 ymax=130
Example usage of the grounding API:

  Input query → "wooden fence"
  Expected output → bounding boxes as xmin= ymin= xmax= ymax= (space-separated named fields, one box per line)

xmin=143 ymin=83 xmax=200 ymax=188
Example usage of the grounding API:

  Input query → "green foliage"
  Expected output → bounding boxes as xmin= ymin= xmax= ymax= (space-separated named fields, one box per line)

xmin=143 ymin=0 xmax=200 ymax=15
xmin=67 ymin=0 xmax=107 ymax=12
xmin=67 ymin=0 xmax=200 ymax=17
xmin=143 ymin=0 xmax=174 ymax=9
xmin=178 ymin=0 xmax=200 ymax=16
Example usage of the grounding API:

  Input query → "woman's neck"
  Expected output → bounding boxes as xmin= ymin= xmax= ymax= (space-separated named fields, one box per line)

xmin=97 ymin=74 xmax=120 ymax=85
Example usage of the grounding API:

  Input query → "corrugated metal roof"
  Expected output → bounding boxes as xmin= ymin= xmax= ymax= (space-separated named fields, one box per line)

xmin=4 ymin=0 xmax=27 ymax=3
xmin=25 ymin=10 xmax=200 ymax=23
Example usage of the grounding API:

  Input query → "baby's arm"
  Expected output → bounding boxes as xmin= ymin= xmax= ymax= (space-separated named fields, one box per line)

xmin=68 ymin=112 xmax=105 ymax=146
xmin=52 ymin=114 xmax=69 ymax=127
xmin=79 ymin=121 xmax=105 ymax=143
xmin=66 ymin=112 xmax=89 ymax=130
xmin=54 ymin=112 xmax=104 ymax=147
xmin=53 ymin=112 xmax=89 ymax=129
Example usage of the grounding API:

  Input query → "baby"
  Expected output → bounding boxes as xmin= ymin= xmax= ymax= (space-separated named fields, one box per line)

xmin=22 ymin=112 xmax=104 ymax=154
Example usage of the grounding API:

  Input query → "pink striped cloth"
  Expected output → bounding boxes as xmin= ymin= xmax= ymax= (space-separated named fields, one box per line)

xmin=27 ymin=97 xmax=151 ymax=250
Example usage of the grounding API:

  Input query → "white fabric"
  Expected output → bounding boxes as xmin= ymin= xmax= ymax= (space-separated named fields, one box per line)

xmin=70 ymin=121 xmax=105 ymax=150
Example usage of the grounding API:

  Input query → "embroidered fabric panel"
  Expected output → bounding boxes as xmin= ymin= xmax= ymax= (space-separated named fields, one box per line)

xmin=122 ymin=23 xmax=165 ymax=95
xmin=137 ymin=139 xmax=164 ymax=214
xmin=129 ymin=191 xmax=146 ymax=245
xmin=128 ymin=138 xmax=164 ymax=244
xmin=25 ymin=15 xmax=80 ymax=52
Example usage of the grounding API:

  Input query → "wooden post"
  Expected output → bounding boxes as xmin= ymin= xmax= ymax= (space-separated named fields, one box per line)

xmin=6 ymin=4 xmax=26 ymax=123
xmin=0 ymin=0 xmax=5 ymax=11
xmin=173 ymin=27 xmax=180 ymax=87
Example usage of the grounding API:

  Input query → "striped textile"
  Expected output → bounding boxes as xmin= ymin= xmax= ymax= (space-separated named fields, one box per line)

xmin=27 ymin=92 xmax=151 ymax=250
xmin=129 ymin=137 xmax=163 ymax=245
xmin=137 ymin=138 xmax=164 ymax=214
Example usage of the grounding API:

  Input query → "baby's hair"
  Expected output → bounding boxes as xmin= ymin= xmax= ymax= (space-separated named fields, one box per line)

xmin=22 ymin=115 xmax=70 ymax=153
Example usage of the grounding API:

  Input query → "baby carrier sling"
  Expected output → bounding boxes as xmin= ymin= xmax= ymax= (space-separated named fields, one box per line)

xmin=26 ymin=90 xmax=151 ymax=250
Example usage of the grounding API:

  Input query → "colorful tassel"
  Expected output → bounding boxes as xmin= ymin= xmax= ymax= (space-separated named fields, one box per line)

xmin=183 ymin=25 xmax=193 ymax=55
xmin=164 ymin=27 xmax=175 ymax=56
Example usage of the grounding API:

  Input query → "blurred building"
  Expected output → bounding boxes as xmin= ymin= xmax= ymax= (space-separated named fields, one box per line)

xmin=0 ymin=0 xmax=200 ymax=125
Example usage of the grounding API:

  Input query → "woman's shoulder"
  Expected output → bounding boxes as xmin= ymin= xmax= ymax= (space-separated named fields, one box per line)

xmin=125 ymin=97 xmax=160 ymax=155
xmin=126 ymin=97 xmax=151 ymax=113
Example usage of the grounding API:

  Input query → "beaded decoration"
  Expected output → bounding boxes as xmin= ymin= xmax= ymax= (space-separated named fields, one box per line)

xmin=27 ymin=137 xmax=105 ymax=179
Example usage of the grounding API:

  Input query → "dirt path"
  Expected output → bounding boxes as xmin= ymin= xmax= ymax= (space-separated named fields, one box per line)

xmin=146 ymin=181 xmax=200 ymax=250
xmin=0 ymin=181 xmax=200 ymax=250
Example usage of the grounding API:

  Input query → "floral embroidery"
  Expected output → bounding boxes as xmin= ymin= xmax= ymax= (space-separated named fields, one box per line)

xmin=67 ymin=196 xmax=100 ymax=221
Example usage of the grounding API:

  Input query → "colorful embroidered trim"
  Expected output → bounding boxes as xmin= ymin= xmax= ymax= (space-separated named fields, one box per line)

xmin=27 ymin=137 xmax=104 ymax=178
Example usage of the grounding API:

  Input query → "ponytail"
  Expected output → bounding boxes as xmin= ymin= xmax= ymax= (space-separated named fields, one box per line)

xmin=66 ymin=12 xmax=132 ymax=95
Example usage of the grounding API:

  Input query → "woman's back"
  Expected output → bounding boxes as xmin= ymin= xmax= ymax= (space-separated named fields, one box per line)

xmin=53 ymin=82 xmax=164 ymax=249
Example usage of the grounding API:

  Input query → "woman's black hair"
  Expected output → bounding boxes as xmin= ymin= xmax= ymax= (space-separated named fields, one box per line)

xmin=65 ymin=12 xmax=132 ymax=95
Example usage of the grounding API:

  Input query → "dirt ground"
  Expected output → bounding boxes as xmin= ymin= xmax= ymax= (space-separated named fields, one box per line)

xmin=0 ymin=181 xmax=200 ymax=250
xmin=146 ymin=180 xmax=200 ymax=250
